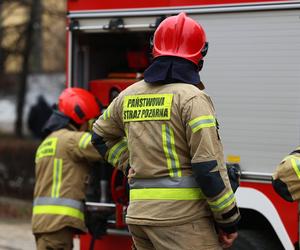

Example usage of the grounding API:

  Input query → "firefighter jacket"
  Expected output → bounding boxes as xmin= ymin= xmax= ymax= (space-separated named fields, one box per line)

xmin=272 ymin=146 xmax=300 ymax=202
xmin=32 ymin=126 xmax=102 ymax=234
xmin=92 ymin=80 xmax=240 ymax=233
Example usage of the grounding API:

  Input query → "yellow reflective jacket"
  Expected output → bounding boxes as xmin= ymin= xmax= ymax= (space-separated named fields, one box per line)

xmin=93 ymin=80 xmax=240 ymax=229
xmin=32 ymin=126 xmax=101 ymax=234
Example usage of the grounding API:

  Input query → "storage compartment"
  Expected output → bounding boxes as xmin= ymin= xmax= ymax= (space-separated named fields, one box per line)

xmin=71 ymin=31 xmax=152 ymax=106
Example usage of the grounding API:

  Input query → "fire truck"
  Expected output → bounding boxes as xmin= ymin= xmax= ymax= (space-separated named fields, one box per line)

xmin=66 ymin=0 xmax=300 ymax=249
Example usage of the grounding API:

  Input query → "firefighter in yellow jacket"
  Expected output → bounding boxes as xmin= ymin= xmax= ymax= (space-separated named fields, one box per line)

xmin=32 ymin=88 xmax=102 ymax=250
xmin=272 ymin=146 xmax=300 ymax=202
xmin=92 ymin=13 xmax=240 ymax=250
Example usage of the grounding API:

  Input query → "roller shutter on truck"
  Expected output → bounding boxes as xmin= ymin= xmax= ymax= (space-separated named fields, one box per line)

xmin=195 ymin=9 xmax=300 ymax=174
xmin=68 ymin=7 xmax=300 ymax=175
xmin=189 ymin=9 xmax=300 ymax=249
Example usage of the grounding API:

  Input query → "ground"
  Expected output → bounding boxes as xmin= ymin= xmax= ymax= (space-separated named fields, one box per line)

xmin=0 ymin=219 xmax=80 ymax=250
xmin=0 ymin=218 xmax=35 ymax=250
xmin=0 ymin=197 xmax=80 ymax=250
xmin=0 ymin=196 xmax=35 ymax=250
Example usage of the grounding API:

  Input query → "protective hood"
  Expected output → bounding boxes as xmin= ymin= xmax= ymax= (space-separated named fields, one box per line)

xmin=42 ymin=110 xmax=70 ymax=136
xmin=144 ymin=56 xmax=201 ymax=85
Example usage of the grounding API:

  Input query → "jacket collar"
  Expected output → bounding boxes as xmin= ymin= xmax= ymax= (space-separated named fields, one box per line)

xmin=144 ymin=56 xmax=201 ymax=85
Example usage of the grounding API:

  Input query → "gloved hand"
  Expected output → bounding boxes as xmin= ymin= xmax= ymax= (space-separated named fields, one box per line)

xmin=226 ymin=164 xmax=241 ymax=193
xmin=272 ymin=178 xmax=293 ymax=202
xmin=84 ymin=209 xmax=108 ymax=239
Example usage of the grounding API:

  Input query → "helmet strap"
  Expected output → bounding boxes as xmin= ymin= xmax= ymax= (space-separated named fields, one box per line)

xmin=201 ymin=42 xmax=209 ymax=57
xmin=69 ymin=119 xmax=81 ymax=130
xmin=198 ymin=60 xmax=204 ymax=71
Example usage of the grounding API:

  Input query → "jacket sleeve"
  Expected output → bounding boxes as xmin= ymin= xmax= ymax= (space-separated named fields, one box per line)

xmin=183 ymin=92 xmax=240 ymax=233
xmin=68 ymin=131 xmax=103 ymax=163
xmin=92 ymin=97 xmax=129 ymax=174
xmin=272 ymin=147 xmax=300 ymax=202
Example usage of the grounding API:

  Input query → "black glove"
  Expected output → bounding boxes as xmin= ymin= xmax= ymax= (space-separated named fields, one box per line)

xmin=85 ymin=208 xmax=108 ymax=239
xmin=226 ymin=164 xmax=241 ymax=193
xmin=272 ymin=178 xmax=293 ymax=202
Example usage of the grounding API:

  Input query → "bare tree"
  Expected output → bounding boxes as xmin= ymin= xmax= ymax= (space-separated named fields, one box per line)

xmin=0 ymin=0 xmax=66 ymax=136
xmin=15 ymin=0 xmax=40 ymax=137
xmin=0 ymin=0 xmax=6 ymax=74
xmin=1 ymin=0 xmax=30 ymax=73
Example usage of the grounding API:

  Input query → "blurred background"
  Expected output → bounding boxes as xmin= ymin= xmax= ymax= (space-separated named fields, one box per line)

xmin=0 ymin=0 xmax=67 ymax=248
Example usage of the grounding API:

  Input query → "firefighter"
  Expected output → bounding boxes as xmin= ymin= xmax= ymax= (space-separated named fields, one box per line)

xmin=272 ymin=146 xmax=300 ymax=202
xmin=32 ymin=88 xmax=102 ymax=250
xmin=92 ymin=12 xmax=240 ymax=250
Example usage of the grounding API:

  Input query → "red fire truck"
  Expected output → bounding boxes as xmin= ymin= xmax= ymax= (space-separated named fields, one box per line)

xmin=66 ymin=0 xmax=300 ymax=249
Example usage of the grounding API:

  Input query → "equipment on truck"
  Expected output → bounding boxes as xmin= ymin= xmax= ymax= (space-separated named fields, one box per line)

xmin=89 ymin=72 xmax=144 ymax=108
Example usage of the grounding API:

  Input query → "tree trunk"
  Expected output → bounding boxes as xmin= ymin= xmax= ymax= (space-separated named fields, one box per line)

xmin=31 ymin=0 xmax=42 ymax=72
xmin=15 ymin=0 xmax=41 ymax=137
xmin=0 ymin=0 xmax=5 ymax=74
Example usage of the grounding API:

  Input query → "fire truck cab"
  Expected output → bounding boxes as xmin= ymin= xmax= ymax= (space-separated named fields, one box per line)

xmin=67 ymin=1 xmax=300 ymax=249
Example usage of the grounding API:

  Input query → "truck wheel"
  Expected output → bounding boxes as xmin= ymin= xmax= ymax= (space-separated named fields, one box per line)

xmin=229 ymin=229 xmax=284 ymax=250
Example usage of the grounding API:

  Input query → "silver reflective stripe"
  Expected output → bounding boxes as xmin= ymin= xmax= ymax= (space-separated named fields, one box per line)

xmin=107 ymin=138 xmax=128 ymax=166
xmin=164 ymin=125 xmax=181 ymax=177
xmin=51 ymin=158 xmax=63 ymax=198
xmin=34 ymin=197 xmax=84 ymax=212
xmin=129 ymin=176 xmax=199 ymax=189
xmin=79 ymin=133 xmax=92 ymax=149
xmin=189 ymin=115 xmax=216 ymax=133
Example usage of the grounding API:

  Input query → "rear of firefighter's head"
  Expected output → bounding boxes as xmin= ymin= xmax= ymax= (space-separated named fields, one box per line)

xmin=58 ymin=87 xmax=101 ymax=129
xmin=152 ymin=12 xmax=208 ymax=70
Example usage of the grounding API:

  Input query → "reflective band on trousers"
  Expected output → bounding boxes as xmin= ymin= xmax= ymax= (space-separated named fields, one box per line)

xmin=189 ymin=115 xmax=216 ymax=133
xmin=33 ymin=197 xmax=84 ymax=221
xmin=129 ymin=176 xmax=204 ymax=201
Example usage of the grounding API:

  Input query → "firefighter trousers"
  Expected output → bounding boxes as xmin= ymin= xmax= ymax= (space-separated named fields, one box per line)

xmin=128 ymin=216 xmax=222 ymax=250
xmin=34 ymin=227 xmax=74 ymax=250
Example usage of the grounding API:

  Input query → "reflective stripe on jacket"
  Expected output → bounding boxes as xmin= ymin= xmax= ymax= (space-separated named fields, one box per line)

xmin=129 ymin=176 xmax=204 ymax=200
xmin=33 ymin=197 xmax=84 ymax=221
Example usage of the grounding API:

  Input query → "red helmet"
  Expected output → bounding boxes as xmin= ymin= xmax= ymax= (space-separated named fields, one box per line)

xmin=152 ymin=12 xmax=208 ymax=66
xmin=58 ymin=88 xmax=101 ymax=125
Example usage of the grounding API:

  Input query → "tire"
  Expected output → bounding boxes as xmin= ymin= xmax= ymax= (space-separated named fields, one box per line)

xmin=229 ymin=229 xmax=284 ymax=250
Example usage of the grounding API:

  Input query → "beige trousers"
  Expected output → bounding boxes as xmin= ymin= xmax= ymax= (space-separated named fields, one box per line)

xmin=128 ymin=217 xmax=222 ymax=250
xmin=34 ymin=227 xmax=74 ymax=250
